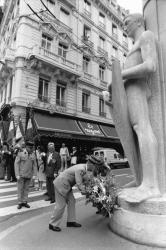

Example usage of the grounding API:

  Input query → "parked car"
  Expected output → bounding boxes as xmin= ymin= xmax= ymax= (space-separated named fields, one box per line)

xmin=93 ymin=148 xmax=129 ymax=169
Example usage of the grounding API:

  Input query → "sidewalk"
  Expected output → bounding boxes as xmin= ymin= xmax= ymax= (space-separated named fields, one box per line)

xmin=0 ymin=200 xmax=157 ymax=250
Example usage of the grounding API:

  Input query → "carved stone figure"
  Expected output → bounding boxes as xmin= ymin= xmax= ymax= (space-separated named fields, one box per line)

xmin=110 ymin=14 xmax=161 ymax=203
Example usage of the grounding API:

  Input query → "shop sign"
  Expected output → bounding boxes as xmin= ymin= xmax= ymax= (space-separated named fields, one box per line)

xmin=79 ymin=122 xmax=104 ymax=137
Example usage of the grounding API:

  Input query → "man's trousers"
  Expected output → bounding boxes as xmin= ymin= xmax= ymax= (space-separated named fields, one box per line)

xmin=17 ymin=177 xmax=31 ymax=204
xmin=49 ymin=188 xmax=76 ymax=227
xmin=46 ymin=177 xmax=55 ymax=201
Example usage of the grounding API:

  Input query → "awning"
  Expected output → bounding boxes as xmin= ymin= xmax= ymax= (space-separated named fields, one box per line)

xmin=99 ymin=124 xmax=118 ymax=138
xmin=34 ymin=113 xmax=83 ymax=135
xmin=78 ymin=121 xmax=105 ymax=137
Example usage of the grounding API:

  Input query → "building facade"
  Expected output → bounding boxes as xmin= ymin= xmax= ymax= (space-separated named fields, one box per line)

xmin=0 ymin=0 xmax=131 ymax=155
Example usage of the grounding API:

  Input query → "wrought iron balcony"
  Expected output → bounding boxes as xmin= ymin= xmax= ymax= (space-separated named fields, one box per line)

xmin=112 ymin=33 xmax=118 ymax=40
xmin=82 ymin=106 xmax=90 ymax=113
xmin=97 ymin=46 xmax=108 ymax=57
xmin=99 ymin=111 xmax=106 ymax=117
xmin=123 ymin=41 xmax=128 ymax=48
xmin=56 ymin=99 xmax=66 ymax=107
xmin=99 ymin=21 xmax=106 ymax=30
xmin=81 ymin=36 xmax=94 ymax=48
xmin=84 ymin=9 xmax=91 ymax=18
xmin=38 ymin=95 xmax=49 ymax=103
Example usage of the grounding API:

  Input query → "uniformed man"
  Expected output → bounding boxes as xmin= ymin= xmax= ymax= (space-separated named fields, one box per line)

xmin=14 ymin=141 xmax=37 ymax=209
xmin=49 ymin=155 xmax=106 ymax=232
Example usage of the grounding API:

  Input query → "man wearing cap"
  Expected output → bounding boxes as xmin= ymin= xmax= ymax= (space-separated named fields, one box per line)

xmin=14 ymin=141 xmax=37 ymax=209
xmin=45 ymin=142 xmax=61 ymax=203
xmin=49 ymin=155 xmax=105 ymax=232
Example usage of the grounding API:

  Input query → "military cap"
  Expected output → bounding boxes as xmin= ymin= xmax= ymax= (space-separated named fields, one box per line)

xmin=88 ymin=155 xmax=105 ymax=166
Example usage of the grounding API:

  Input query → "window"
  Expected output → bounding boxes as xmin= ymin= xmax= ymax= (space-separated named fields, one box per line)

xmin=99 ymin=13 xmax=105 ymax=29
xmin=99 ymin=36 xmax=105 ymax=50
xmin=41 ymin=34 xmax=52 ymax=51
xmin=38 ymin=78 xmax=49 ymax=102
xmin=84 ymin=0 xmax=91 ymax=16
xmin=83 ymin=56 xmax=90 ymax=73
xmin=112 ymin=23 xmax=118 ymax=39
xmin=60 ymin=7 xmax=70 ymax=26
xmin=123 ymin=33 xmax=128 ymax=47
xmin=56 ymin=84 xmax=66 ymax=107
xmin=112 ymin=46 xmax=118 ymax=58
xmin=83 ymin=25 xmax=91 ymax=40
xmin=99 ymin=65 xmax=105 ymax=81
xmin=99 ymin=98 xmax=106 ymax=117
xmin=82 ymin=91 xmax=90 ymax=113
xmin=58 ymin=43 xmax=68 ymax=58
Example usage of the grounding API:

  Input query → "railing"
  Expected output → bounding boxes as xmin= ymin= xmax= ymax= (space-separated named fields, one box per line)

xmin=99 ymin=111 xmax=106 ymax=117
xmin=84 ymin=9 xmax=91 ymax=18
xmin=81 ymin=36 xmax=94 ymax=48
xmin=39 ymin=47 xmax=81 ymax=72
xmin=56 ymin=99 xmax=66 ymax=107
xmin=97 ymin=46 xmax=108 ymax=57
xmin=82 ymin=106 xmax=90 ymax=113
xmin=122 ymin=41 xmax=128 ymax=48
xmin=99 ymin=21 xmax=106 ymax=30
xmin=83 ymin=72 xmax=92 ymax=81
xmin=112 ymin=33 xmax=118 ymax=40
xmin=38 ymin=95 xmax=49 ymax=103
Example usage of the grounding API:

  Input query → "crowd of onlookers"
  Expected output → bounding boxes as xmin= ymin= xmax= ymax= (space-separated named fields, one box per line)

xmin=0 ymin=140 xmax=84 ymax=209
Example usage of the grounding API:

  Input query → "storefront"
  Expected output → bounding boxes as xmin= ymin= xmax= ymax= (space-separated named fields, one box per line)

xmin=32 ymin=111 xmax=123 ymax=160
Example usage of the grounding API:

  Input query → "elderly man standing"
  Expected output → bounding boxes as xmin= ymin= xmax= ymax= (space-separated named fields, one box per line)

xmin=45 ymin=142 xmax=61 ymax=204
xmin=49 ymin=155 xmax=106 ymax=232
xmin=14 ymin=141 xmax=37 ymax=209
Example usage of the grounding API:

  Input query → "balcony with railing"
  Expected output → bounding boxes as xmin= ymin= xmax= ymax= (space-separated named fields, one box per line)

xmin=112 ymin=33 xmax=118 ymax=40
xmin=34 ymin=47 xmax=81 ymax=75
xmin=99 ymin=21 xmax=106 ymax=30
xmin=97 ymin=46 xmax=108 ymax=57
xmin=84 ymin=9 xmax=91 ymax=18
xmin=122 ymin=41 xmax=128 ymax=48
xmin=38 ymin=94 xmax=49 ymax=103
xmin=82 ymin=106 xmax=90 ymax=114
xmin=81 ymin=36 xmax=94 ymax=48
xmin=99 ymin=111 xmax=106 ymax=118
xmin=56 ymin=99 xmax=66 ymax=107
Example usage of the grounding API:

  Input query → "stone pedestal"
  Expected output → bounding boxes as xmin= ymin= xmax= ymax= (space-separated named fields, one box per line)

xmin=109 ymin=194 xmax=166 ymax=248
xmin=109 ymin=1 xmax=166 ymax=248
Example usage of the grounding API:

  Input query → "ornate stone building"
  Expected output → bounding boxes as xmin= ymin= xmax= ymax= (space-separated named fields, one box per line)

xmin=0 ymin=0 xmax=131 ymax=154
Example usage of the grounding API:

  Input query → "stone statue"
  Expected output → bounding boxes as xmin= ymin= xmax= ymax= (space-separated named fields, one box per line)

xmin=108 ymin=14 xmax=161 ymax=203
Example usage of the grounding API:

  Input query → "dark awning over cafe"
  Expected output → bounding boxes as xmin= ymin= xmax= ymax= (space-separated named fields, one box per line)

xmin=34 ymin=113 xmax=83 ymax=135
xmin=99 ymin=124 xmax=118 ymax=138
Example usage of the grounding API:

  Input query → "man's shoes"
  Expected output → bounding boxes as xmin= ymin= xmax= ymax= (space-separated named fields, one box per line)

xmin=49 ymin=224 xmax=61 ymax=232
xmin=22 ymin=203 xmax=30 ymax=208
xmin=17 ymin=204 xmax=22 ymax=209
xmin=96 ymin=210 xmax=101 ymax=214
xmin=67 ymin=222 xmax=82 ymax=227
xmin=50 ymin=200 xmax=55 ymax=204
xmin=45 ymin=197 xmax=51 ymax=201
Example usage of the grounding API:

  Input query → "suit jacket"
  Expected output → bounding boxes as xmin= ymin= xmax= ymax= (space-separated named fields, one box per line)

xmin=54 ymin=163 xmax=88 ymax=197
xmin=45 ymin=150 xmax=61 ymax=178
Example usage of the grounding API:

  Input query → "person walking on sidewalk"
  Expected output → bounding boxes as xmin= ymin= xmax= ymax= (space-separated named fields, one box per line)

xmin=49 ymin=155 xmax=106 ymax=232
xmin=60 ymin=143 xmax=69 ymax=171
xmin=45 ymin=142 xmax=61 ymax=204
xmin=14 ymin=141 xmax=37 ymax=209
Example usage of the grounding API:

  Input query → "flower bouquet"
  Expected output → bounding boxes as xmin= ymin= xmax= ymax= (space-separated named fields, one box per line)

xmin=84 ymin=170 xmax=119 ymax=216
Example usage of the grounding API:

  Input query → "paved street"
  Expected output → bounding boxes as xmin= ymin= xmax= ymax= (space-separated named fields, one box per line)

xmin=0 ymin=168 xmax=139 ymax=250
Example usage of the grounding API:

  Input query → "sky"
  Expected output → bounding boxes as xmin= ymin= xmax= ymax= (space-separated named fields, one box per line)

xmin=117 ymin=0 xmax=143 ymax=13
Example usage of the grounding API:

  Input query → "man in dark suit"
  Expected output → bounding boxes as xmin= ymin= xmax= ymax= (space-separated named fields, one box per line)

xmin=45 ymin=142 xmax=61 ymax=204
xmin=49 ymin=155 xmax=106 ymax=232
